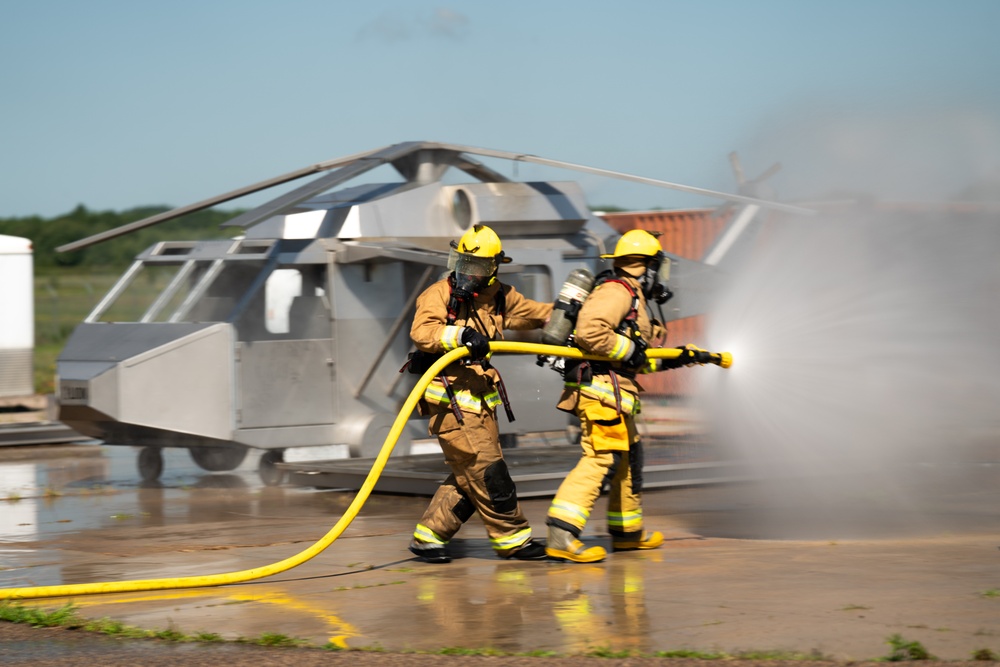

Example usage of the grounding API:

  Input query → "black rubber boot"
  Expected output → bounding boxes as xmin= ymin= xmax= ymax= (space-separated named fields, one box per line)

xmin=506 ymin=539 xmax=548 ymax=561
xmin=408 ymin=539 xmax=451 ymax=563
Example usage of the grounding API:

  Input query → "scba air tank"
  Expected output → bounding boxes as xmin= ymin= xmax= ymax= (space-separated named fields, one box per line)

xmin=541 ymin=268 xmax=595 ymax=346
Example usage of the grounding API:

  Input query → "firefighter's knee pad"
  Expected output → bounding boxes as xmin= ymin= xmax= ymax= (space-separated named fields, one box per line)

xmin=451 ymin=492 xmax=475 ymax=523
xmin=484 ymin=459 xmax=518 ymax=514
xmin=584 ymin=402 xmax=630 ymax=452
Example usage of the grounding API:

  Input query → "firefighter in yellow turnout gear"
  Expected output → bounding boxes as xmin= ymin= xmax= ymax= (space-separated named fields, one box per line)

xmin=546 ymin=229 xmax=695 ymax=563
xmin=408 ymin=225 xmax=553 ymax=563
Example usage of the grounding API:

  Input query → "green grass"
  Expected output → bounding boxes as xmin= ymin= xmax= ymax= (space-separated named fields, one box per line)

xmin=0 ymin=602 xmax=958 ymax=662
xmin=882 ymin=633 xmax=935 ymax=661
xmin=0 ymin=602 xmax=82 ymax=628
xmin=654 ymin=649 xmax=729 ymax=659
xmin=437 ymin=646 xmax=506 ymax=656
xmin=0 ymin=602 xmax=302 ymax=647
xmin=238 ymin=632 xmax=308 ymax=648
xmin=981 ymin=589 xmax=1000 ymax=599
xmin=33 ymin=270 xmax=127 ymax=394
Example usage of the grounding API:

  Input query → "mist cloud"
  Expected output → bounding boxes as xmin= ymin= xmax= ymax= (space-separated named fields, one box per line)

xmin=748 ymin=102 xmax=1000 ymax=203
xmin=356 ymin=8 xmax=470 ymax=44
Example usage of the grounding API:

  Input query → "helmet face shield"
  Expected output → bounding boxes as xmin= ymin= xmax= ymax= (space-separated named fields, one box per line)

xmin=642 ymin=252 xmax=673 ymax=304
xmin=656 ymin=253 xmax=670 ymax=283
xmin=449 ymin=251 xmax=497 ymax=278
xmin=449 ymin=250 xmax=498 ymax=294
xmin=448 ymin=225 xmax=507 ymax=296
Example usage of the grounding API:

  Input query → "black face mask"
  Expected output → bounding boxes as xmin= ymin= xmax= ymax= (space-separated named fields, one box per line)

xmin=640 ymin=254 xmax=673 ymax=304
xmin=452 ymin=271 xmax=489 ymax=300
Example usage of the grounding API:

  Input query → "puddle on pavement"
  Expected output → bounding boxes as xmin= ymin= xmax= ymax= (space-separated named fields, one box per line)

xmin=0 ymin=445 xmax=275 ymax=542
xmin=1 ymin=440 xmax=998 ymax=546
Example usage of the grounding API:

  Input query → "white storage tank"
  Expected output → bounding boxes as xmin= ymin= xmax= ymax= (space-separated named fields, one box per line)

xmin=0 ymin=235 xmax=34 ymax=398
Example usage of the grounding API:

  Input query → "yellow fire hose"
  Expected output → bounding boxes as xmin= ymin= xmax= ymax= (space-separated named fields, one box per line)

xmin=0 ymin=343 xmax=730 ymax=601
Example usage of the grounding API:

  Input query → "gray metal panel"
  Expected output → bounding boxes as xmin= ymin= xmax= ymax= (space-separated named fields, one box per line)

xmin=58 ymin=361 xmax=119 ymax=419
xmin=280 ymin=442 xmax=749 ymax=497
xmin=56 ymin=361 xmax=117 ymax=382
xmin=118 ymin=323 xmax=234 ymax=440
xmin=304 ymin=183 xmax=409 ymax=207
xmin=456 ymin=181 xmax=587 ymax=235
xmin=333 ymin=182 xmax=459 ymax=239
xmin=233 ymin=424 xmax=338 ymax=448
xmin=276 ymin=239 xmax=333 ymax=265
xmin=331 ymin=261 xmax=409 ymax=322
xmin=135 ymin=239 xmax=239 ymax=262
xmin=333 ymin=243 xmax=450 ymax=267
xmin=0 ymin=348 xmax=33 ymax=397
xmin=0 ymin=422 xmax=91 ymax=447
xmin=59 ymin=322 xmax=218 ymax=362
xmin=236 ymin=339 xmax=335 ymax=428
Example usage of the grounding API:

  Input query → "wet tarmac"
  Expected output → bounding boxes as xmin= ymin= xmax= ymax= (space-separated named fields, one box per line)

xmin=1 ymin=439 xmax=999 ymax=662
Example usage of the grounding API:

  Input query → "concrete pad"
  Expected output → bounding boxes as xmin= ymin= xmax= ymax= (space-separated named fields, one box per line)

xmin=0 ymin=444 xmax=998 ymax=661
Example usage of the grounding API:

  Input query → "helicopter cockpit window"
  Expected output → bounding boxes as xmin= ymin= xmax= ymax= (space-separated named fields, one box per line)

xmin=226 ymin=265 xmax=329 ymax=341
xmin=93 ymin=259 xmax=265 ymax=324
xmin=182 ymin=262 xmax=261 ymax=323
xmin=90 ymin=259 xmax=330 ymax=338
xmin=261 ymin=268 xmax=328 ymax=336
xmin=93 ymin=262 xmax=196 ymax=323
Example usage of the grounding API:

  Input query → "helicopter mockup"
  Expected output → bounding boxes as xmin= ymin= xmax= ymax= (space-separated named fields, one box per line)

xmin=53 ymin=141 xmax=810 ymax=483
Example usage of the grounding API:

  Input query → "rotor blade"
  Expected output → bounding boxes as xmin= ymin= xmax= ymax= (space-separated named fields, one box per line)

xmin=754 ymin=162 xmax=782 ymax=184
xmin=55 ymin=144 xmax=399 ymax=253
xmin=451 ymin=154 xmax=512 ymax=183
xmin=220 ymin=142 xmax=427 ymax=229
xmin=729 ymin=152 xmax=746 ymax=186
xmin=516 ymin=153 xmax=813 ymax=215
xmin=428 ymin=142 xmax=816 ymax=216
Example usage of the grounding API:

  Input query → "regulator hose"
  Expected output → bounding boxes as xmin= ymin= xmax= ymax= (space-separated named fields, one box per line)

xmin=0 ymin=343 xmax=730 ymax=600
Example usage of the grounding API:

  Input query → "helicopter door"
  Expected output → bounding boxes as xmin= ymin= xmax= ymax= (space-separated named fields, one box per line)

xmin=234 ymin=266 xmax=336 ymax=431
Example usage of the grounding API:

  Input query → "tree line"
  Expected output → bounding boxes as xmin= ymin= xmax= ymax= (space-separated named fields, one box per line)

xmin=0 ymin=205 xmax=244 ymax=271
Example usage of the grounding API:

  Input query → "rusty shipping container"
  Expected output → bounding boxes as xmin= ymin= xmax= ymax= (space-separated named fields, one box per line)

xmin=598 ymin=210 xmax=729 ymax=398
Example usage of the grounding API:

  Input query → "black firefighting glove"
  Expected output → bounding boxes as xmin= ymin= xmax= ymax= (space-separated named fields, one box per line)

xmin=461 ymin=328 xmax=491 ymax=360
xmin=658 ymin=344 xmax=709 ymax=370
xmin=623 ymin=343 xmax=648 ymax=370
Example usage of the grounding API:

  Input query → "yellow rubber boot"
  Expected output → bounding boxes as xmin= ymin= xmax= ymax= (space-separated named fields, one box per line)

xmin=612 ymin=530 xmax=664 ymax=552
xmin=545 ymin=526 xmax=607 ymax=563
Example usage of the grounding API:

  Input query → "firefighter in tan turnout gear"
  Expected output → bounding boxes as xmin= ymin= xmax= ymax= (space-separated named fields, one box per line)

xmin=407 ymin=224 xmax=553 ymax=563
xmin=546 ymin=229 xmax=697 ymax=563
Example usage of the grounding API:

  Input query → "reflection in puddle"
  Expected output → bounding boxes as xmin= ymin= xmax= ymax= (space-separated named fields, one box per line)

xmin=0 ymin=445 xmax=268 ymax=542
xmin=24 ymin=586 xmax=361 ymax=648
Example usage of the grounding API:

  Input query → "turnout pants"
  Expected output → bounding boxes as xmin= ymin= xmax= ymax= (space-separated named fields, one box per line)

xmin=547 ymin=394 xmax=645 ymax=540
xmin=413 ymin=403 xmax=532 ymax=555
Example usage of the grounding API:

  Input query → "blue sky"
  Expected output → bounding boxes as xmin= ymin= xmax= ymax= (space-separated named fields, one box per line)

xmin=3 ymin=0 xmax=999 ymax=218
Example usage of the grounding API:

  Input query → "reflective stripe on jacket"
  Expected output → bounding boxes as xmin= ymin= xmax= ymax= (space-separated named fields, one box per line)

xmin=411 ymin=278 xmax=552 ymax=413
xmin=557 ymin=272 xmax=655 ymax=414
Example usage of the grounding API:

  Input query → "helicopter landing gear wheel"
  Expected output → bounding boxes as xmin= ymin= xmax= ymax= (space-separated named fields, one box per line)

xmin=258 ymin=449 xmax=285 ymax=487
xmin=138 ymin=447 xmax=163 ymax=483
xmin=189 ymin=446 xmax=248 ymax=472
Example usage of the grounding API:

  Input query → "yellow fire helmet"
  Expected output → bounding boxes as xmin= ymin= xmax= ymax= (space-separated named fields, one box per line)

xmin=600 ymin=229 xmax=663 ymax=259
xmin=454 ymin=224 xmax=511 ymax=261
xmin=448 ymin=224 xmax=512 ymax=288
